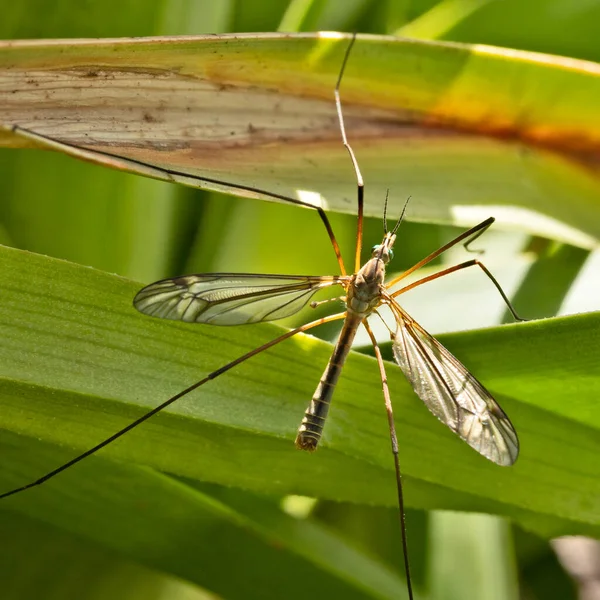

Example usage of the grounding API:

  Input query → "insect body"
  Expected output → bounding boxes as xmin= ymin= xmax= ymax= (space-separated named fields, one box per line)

xmin=295 ymin=231 xmax=396 ymax=451
xmin=134 ymin=220 xmax=519 ymax=468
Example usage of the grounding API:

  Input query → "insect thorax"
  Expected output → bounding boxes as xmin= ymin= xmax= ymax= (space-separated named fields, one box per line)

xmin=347 ymin=257 xmax=386 ymax=316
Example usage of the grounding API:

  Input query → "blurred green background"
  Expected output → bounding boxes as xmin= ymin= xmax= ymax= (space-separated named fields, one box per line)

xmin=2 ymin=1 xmax=600 ymax=599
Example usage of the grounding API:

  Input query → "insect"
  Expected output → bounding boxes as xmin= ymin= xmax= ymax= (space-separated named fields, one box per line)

xmin=2 ymin=35 xmax=522 ymax=599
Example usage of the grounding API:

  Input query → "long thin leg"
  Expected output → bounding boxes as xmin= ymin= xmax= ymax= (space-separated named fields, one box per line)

xmin=391 ymin=259 xmax=525 ymax=321
xmin=310 ymin=295 xmax=346 ymax=309
xmin=334 ymin=35 xmax=364 ymax=273
xmin=362 ymin=320 xmax=414 ymax=600
xmin=0 ymin=312 xmax=347 ymax=501
xmin=385 ymin=217 xmax=495 ymax=289
xmin=10 ymin=125 xmax=348 ymax=276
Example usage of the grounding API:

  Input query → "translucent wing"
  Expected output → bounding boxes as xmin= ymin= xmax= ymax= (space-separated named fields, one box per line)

xmin=389 ymin=301 xmax=519 ymax=466
xmin=134 ymin=274 xmax=345 ymax=326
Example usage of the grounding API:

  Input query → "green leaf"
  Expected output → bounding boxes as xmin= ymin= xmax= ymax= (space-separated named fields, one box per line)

xmin=0 ymin=244 xmax=598 ymax=534
xmin=2 ymin=435 xmax=409 ymax=600
xmin=2 ymin=33 xmax=600 ymax=246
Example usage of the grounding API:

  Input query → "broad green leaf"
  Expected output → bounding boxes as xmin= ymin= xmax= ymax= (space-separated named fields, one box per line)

xmin=1 ymin=435 xmax=409 ymax=600
xmin=2 ymin=33 xmax=600 ymax=247
xmin=0 ymin=244 xmax=598 ymax=534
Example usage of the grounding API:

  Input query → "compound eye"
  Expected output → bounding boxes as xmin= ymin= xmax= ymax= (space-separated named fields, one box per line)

xmin=371 ymin=244 xmax=382 ymax=255
xmin=389 ymin=249 xmax=395 ymax=261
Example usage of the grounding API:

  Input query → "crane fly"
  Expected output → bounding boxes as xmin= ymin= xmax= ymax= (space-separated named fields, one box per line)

xmin=1 ymin=34 xmax=522 ymax=600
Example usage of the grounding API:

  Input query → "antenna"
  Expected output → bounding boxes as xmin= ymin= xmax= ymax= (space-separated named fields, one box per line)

xmin=391 ymin=195 xmax=412 ymax=235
